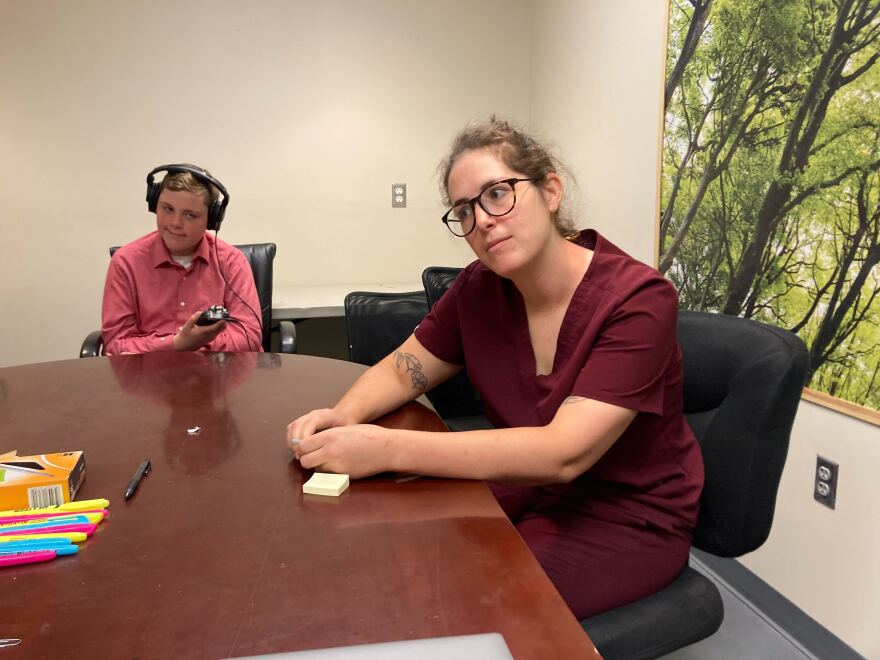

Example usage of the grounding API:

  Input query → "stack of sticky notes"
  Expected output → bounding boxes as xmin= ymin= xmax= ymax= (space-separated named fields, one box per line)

xmin=0 ymin=498 xmax=109 ymax=568
xmin=302 ymin=472 xmax=350 ymax=497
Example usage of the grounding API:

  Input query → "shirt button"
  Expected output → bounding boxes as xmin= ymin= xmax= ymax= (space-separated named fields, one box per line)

xmin=180 ymin=302 xmax=185 ymax=307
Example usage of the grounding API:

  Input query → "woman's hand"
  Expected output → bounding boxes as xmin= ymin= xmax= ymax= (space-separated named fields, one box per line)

xmin=286 ymin=408 xmax=353 ymax=455
xmin=295 ymin=424 xmax=392 ymax=479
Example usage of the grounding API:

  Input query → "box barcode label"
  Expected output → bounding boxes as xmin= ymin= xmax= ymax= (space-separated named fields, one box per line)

xmin=27 ymin=485 xmax=64 ymax=508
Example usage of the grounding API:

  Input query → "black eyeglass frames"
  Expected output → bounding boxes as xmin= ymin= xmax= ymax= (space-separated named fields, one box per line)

xmin=441 ymin=177 xmax=538 ymax=237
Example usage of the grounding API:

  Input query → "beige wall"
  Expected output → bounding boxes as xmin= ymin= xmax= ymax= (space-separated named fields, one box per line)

xmin=0 ymin=0 xmax=529 ymax=367
xmin=529 ymin=2 xmax=879 ymax=657
xmin=529 ymin=0 xmax=666 ymax=265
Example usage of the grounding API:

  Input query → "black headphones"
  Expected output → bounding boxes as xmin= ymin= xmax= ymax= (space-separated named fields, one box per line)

xmin=146 ymin=164 xmax=230 ymax=231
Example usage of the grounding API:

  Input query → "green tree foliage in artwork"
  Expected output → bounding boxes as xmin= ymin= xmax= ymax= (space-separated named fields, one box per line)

xmin=662 ymin=0 xmax=880 ymax=409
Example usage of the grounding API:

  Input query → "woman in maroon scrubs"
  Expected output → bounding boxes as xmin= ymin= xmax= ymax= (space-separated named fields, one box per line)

xmin=286 ymin=117 xmax=704 ymax=618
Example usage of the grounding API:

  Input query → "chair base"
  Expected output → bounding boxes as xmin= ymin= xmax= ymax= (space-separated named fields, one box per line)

xmin=581 ymin=565 xmax=723 ymax=660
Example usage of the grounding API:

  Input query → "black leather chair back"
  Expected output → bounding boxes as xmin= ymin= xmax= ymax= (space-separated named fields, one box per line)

xmin=678 ymin=311 xmax=809 ymax=556
xmin=234 ymin=243 xmax=276 ymax=352
xmin=422 ymin=266 xmax=463 ymax=308
xmin=344 ymin=291 xmax=429 ymax=366
xmin=421 ymin=267 xmax=487 ymax=422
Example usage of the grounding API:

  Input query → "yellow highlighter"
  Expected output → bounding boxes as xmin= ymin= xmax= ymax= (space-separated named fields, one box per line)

xmin=0 ymin=532 xmax=89 ymax=543
xmin=0 ymin=499 xmax=110 ymax=519
xmin=80 ymin=511 xmax=104 ymax=524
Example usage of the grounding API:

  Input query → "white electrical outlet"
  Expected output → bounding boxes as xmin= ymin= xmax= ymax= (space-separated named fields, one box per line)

xmin=392 ymin=183 xmax=406 ymax=208
xmin=814 ymin=455 xmax=838 ymax=509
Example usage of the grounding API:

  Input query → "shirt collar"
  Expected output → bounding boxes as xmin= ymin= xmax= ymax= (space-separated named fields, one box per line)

xmin=150 ymin=230 xmax=212 ymax=268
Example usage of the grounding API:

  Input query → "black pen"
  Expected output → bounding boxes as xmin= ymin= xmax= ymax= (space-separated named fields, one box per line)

xmin=124 ymin=458 xmax=151 ymax=500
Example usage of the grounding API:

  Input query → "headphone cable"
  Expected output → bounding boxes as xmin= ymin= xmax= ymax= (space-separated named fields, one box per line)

xmin=212 ymin=229 xmax=263 ymax=353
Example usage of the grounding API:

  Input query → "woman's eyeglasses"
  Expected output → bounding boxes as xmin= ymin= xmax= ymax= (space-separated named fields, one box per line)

xmin=441 ymin=178 xmax=537 ymax=237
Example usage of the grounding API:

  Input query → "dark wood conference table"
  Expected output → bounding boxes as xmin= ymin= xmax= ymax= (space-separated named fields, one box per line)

xmin=0 ymin=352 xmax=598 ymax=659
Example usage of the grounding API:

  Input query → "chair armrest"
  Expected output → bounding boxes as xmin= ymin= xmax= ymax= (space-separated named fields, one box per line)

xmin=274 ymin=320 xmax=297 ymax=354
xmin=80 ymin=331 xmax=104 ymax=358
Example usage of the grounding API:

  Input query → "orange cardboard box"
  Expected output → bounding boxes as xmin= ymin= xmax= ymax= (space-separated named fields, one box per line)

xmin=0 ymin=450 xmax=86 ymax=510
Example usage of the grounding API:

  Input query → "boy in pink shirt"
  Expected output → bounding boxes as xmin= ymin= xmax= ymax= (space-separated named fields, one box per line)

xmin=101 ymin=164 xmax=262 ymax=355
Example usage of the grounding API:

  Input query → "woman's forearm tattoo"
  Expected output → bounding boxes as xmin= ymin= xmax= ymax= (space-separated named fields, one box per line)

xmin=393 ymin=351 xmax=428 ymax=391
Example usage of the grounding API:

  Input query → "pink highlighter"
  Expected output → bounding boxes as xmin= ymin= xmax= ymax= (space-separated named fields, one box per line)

xmin=0 ymin=510 xmax=108 ymax=524
xmin=0 ymin=550 xmax=57 ymax=568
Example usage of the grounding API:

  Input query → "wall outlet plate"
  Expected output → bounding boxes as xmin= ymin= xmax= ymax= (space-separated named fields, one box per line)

xmin=814 ymin=455 xmax=838 ymax=510
xmin=392 ymin=183 xmax=406 ymax=208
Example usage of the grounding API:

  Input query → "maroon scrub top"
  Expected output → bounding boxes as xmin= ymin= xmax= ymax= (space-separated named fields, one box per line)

xmin=415 ymin=230 xmax=704 ymax=616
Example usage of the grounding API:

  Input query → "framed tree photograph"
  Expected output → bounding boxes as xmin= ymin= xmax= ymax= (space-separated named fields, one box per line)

xmin=661 ymin=0 xmax=880 ymax=424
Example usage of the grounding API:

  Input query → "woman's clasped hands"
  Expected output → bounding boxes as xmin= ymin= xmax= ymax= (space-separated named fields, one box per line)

xmin=286 ymin=408 xmax=392 ymax=478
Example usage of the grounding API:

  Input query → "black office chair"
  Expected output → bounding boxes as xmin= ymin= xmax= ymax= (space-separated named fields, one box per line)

xmin=80 ymin=243 xmax=296 ymax=356
xmin=581 ymin=311 xmax=810 ymax=659
xmin=343 ymin=288 xmax=491 ymax=431
xmin=421 ymin=266 xmax=463 ymax=309
xmin=344 ymin=290 xmax=429 ymax=367
xmin=421 ymin=267 xmax=491 ymax=431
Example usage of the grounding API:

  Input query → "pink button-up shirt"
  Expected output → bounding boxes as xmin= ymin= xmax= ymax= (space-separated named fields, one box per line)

xmin=101 ymin=231 xmax=263 ymax=355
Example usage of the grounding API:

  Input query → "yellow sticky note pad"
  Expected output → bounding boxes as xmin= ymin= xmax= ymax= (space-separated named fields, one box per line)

xmin=302 ymin=472 xmax=350 ymax=497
